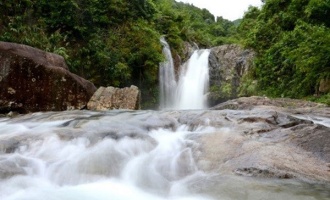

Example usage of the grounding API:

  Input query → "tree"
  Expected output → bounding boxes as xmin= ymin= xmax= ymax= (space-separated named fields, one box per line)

xmin=238 ymin=0 xmax=330 ymax=98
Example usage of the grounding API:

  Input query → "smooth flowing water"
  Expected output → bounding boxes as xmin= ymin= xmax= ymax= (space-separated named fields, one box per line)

xmin=159 ymin=37 xmax=177 ymax=109
xmin=0 ymin=110 xmax=329 ymax=200
xmin=174 ymin=50 xmax=210 ymax=110
xmin=159 ymin=39 xmax=210 ymax=110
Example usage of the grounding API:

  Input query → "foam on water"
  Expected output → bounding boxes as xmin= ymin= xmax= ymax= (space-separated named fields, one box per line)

xmin=0 ymin=110 xmax=329 ymax=200
xmin=0 ymin=111 xmax=213 ymax=200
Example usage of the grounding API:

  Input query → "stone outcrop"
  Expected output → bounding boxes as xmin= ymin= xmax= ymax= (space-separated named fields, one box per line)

xmin=87 ymin=85 xmax=140 ymax=110
xmin=208 ymin=44 xmax=255 ymax=106
xmin=0 ymin=41 xmax=97 ymax=113
xmin=211 ymin=96 xmax=326 ymax=110
xmin=192 ymin=97 xmax=330 ymax=183
xmin=172 ymin=42 xmax=199 ymax=76
xmin=182 ymin=41 xmax=199 ymax=61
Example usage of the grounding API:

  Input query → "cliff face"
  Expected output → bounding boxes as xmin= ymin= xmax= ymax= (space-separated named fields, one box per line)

xmin=208 ymin=44 xmax=255 ymax=106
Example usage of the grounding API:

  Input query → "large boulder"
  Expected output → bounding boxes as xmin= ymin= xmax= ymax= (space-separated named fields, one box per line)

xmin=87 ymin=85 xmax=140 ymax=110
xmin=0 ymin=41 xmax=97 ymax=113
xmin=208 ymin=44 xmax=255 ymax=106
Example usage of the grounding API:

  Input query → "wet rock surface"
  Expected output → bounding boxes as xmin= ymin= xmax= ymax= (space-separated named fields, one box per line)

xmin=0 ymin=157 xmax=27 ymax=179
xmin=212 ymin=96 xmax=326 ymax=111
xmin=196 ymin=97 xmax=330 ymax=183
xmin=0 ymin=97 xmax=329 ymax=184
xmin=0 ymin=42 xmax=96 ymax=113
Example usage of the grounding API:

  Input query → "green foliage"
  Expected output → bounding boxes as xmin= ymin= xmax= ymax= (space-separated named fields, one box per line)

xmin=239 ymin=74 xmax=259 ymax=97
xmin=306 ymin=0 xmax=330 ymax=26
xmin=153 ymin=0 xmax=237 ymax=59
xmin=307 ymin=93 xmax=330 ymax=106
xmin=2 ymin=0 xmax=329 ymax=106
xmin=238 ymin=0 xmax=330 ymax=99
xmin=220 ymin=83 xmax=232 ymax=99
xmin=1 ymin=0 xmax=238 ymax=108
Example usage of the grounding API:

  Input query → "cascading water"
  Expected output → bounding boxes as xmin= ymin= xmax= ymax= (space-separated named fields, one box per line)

xmin=0 ymin=111 xmax=212 ymax=200
xmin=159 ymin=38 xmax=210 ymax=110
xmin=159 ymin=37 xmax=177 ymax=109
xmin=174 ymin=50 xmax=210 ymax=110
xmin=0 ymin=110 xmax=329 ymax=200
xmin=0 ymin=40 xmax=329 ymax=200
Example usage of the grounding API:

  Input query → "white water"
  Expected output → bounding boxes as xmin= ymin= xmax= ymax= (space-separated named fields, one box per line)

xmin=174 ymin=50 xmax=210 ymax=110
xmin=0 ymin=111 xmax=329 ymax=200
xmin=159 ymin=37 xmax=177 ymax=109
xmin=159 ymin=39 xmax=210 ymax=110
xmin=0 ymin=111 xmax=213 ymax=200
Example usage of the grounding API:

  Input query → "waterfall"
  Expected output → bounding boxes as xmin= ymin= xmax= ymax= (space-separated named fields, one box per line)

xmin=174 ymin=50 xmax=210 ymax=110
xmin=159 ymin=37 xmax=177 ymax=109
xmin=159 ymin=38 xmax=210 ymax=110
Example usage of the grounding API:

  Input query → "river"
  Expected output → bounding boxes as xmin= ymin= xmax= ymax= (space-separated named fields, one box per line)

xmin=0 ymin=110 xmax=329 ymax=200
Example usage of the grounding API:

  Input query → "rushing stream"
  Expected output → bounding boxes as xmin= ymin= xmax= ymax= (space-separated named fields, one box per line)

xmin=0 ymin=110 xmax=329 ymax=200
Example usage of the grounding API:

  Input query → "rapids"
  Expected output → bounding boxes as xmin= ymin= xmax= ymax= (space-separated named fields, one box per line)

xmin=0 ymin=110 xmax=329 ymax=200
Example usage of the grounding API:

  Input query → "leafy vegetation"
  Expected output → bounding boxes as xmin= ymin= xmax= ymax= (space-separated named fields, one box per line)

xmin=238 ymin=0 xmax=330 ymax=99
xmin=0 ymin=0 xmax=236 ymax=108
xmin=1 ymin=0 xmax=329 ymax=106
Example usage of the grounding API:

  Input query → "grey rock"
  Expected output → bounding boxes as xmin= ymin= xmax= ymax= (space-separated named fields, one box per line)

xmin=208 ymin=45 xmax=255 ymax=106
xmin=212 ymin=96 xmax=326 ymax=110
xmin=87 ymin=85 xmax=140 ymax=110
xmin=194 ymin=97 xmax=330 ymax=183
xmin=0 ymin=97 xmax=329 ymax=184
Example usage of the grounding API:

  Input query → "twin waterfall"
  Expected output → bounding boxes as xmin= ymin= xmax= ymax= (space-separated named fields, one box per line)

xmin=1 ymin=38 xmax=328 ymax=200
xmin=159 ymin=38 xmax=210 ymax=110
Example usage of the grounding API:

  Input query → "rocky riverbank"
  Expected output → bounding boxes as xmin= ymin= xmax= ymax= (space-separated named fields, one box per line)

xmin=0 ymin=96 xmax=329 ymax=185
xmin=195 ymin=97 xmax=330 ymax=183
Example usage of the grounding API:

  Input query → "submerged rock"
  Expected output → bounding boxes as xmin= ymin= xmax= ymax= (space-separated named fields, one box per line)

xmin=87 ymin=85 xmax=140 ymax=110
xmin=0 ymin=157 xmax=27 ymax=179
xmin=0 ymin=41 xmax=96 ymax=113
